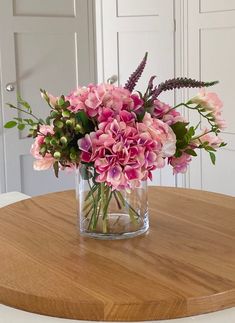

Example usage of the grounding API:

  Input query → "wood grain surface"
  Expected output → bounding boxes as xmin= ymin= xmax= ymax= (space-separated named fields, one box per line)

xmin=0 ymin=187 xmax=235 ymax=321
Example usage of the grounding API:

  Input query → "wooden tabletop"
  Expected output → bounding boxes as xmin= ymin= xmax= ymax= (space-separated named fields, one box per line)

xmin=0 ymin=187 xmax=235 ymax=321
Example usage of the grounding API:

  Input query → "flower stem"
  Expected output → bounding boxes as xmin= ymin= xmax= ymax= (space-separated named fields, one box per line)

xmin=7 ymin=104 xmax=43 ymax=124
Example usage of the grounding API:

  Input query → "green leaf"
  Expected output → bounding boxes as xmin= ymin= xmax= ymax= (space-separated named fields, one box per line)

xmin=185 ymin=149 xmax=197 ymax=156
xmin=76 ymin=111 xmax=89 ymax=129
xmin=4 ymin=121 xmax=17 ymax=128
xmin=184 ymin=126 xmax=195 ymax=143
xmin=209 ymin=152 xmax=216 ymax=165
xmin=39 ymin=118 xmax=45 ymax=125
xmin=219 ymin=142 xmax=227 ymax=148
xmin=13 ymin=117 xmax=23 ymax=122
xmin=174 ymin=150 xmax=183 ymax=158
xmin=58 ymin=97 xmax=65 ymax=106
xmin=25 ymin=119 xmax=35 ymax=125
xmin=171 ymin=122 xmax=188 ymax=140
xmin=17 ymin=124 xmax=25 ymax=130
xmin=17 ymin=94 xmax=32 ymax=113
xmin=205 ymin=146 xmax=216 ymax=152
xmin=53 ymin=161 xmax=59 ymax=178
xmin=46 ymin=116 xmax=51 ymax=125
xmin=80 ymin=164 xmax=92 ymax=180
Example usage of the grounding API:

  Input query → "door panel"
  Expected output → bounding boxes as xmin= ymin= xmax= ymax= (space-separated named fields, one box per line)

xmin=0 ymin=0 xmax=95 ymax=195
xmin=13 ymin=0 xmax=76 ymax=17
xmin=187 ymin=0 xmax=235 ymax=196
xmin=200 ymin=0 xmax=235 ymax=13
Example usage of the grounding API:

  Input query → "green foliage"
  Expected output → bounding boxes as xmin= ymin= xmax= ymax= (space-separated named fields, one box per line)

xmin=185 ymin=149 xmax=197 ymax=157
xmin=53 ymin=161 xmax=59 ymax=178
xmin=171 ymin=122 xmax=196 ymax=157
xmin=4 ymin=121 xmax=17 ymax=128
xmin=17 ymin=124 xmax=25 ymax=130
xmin=80 ymin=164 xmax=93 ymax=180
xmin=209 ymin=152 xmax=216 ymax=165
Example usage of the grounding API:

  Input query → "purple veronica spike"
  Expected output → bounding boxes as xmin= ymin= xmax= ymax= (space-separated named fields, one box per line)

xmin=147 ymin=76 xmax=156 ymax=92
xmin=124 ymin=52 xmax=148 ymax=93
xmin=151 ymin=77 xmax=219 ymax=100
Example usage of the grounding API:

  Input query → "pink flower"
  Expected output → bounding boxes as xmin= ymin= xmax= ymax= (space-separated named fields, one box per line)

xmin=31 ymin=125 xmax=54 ymax=159
xmin=190 ymin=89 xmax=223 ymax=112
xmin=66 ymin=84 xmax=143 ymax=121
xmin=169 ymin=153 xmax=192 ymax=175
xmin=197 ymin=129 xmax=223 ymax=149
xmin=30 ymin=125 xmax=55 ymax=170
xmin=41 ymin=92 xmax=57 ymax=107
xmin=153 ymin=99 xmax=171 ymax=117
xmin=153 ymin=99 xmax=185 ymax=125
xmin=39 ymin=125 xmax=54 ymax=136
xmin=190 ymin=89 xmax=226 ymax=130
xmin=131 ymin=94 xmax=143 ymax=111
xmin=33 ymin=156 xmax=55 ymax=170
xmin=77 ymin=113 xmax=176 ymax=190
xmin=140 ymin=113 xmax=176 ymax=157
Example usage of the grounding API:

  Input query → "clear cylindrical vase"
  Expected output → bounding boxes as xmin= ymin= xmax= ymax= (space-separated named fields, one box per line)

xmin=75 ymin=165 xmax=149 ymax=240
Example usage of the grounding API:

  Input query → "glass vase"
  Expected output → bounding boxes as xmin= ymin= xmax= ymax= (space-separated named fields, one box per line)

xmin=75 ymin=165 xmax=149 ymax=240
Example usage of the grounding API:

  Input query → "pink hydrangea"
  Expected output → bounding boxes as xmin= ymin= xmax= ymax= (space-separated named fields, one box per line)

xmin=30 ymin=125 xmax=55 ymax=170
xmin=66 ymin=83 xmax=143 ymax=120
xmin=78 ymin=113 xmax=176 ymax=190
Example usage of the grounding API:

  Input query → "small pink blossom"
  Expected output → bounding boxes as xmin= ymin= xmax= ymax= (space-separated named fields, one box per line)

xmin=41 ymin=92 xmax=57 ymax=107
xmin=190 ymin=89 xmax=223 ymax=112
xmin=198 ymin=129 xmax=223 ymax=149
xmin=153 ymin=99 xmax=185 ymax=125
xmin=33 ymin=156 xmax=55 ymax=170
xmin=190 ymin=89 xmax=226 ymax=130
xmin=31 ymin=125 xmax=54 ymax=159
xmin=169 ymin=153 xmax=192 ymax=175
xmin=31 ymin=125 xmax=55 ymax=171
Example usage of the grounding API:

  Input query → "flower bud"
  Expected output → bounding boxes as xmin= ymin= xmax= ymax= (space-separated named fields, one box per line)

xmin=40 ymin=146 xmax=47 ymax=154
xmin=54 ymin=120 xmax=64 ymax=128
xmin=44 ymin=137 xmax=51 ymax=145
xmin=60 ymin=136 xmax=67 ymax=145
xmin=66 ymin=119 xmax=73 ymax=126
xmin=50 ymin=138 xmax=58 ymax=146
xmin=75 ymin=124 xmax=82 ymax=132
xmin=62 ymin=110 xmax=70 ymax=118
xmin=70 ymin=152 xmax=77 ymax=160
xmin=51 ymin=110 xmax=59 ymax=118
xmin=53 ymin=151 xmax=61 ymax=159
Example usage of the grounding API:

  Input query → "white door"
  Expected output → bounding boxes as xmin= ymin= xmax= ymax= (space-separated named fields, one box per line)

xmin=95 ymin=0 xmax=176 ymax=187
xmin=185 ymin=0 xmax=235 ymax=196
xmin=0 ymin=0 xmax=95 ymax=195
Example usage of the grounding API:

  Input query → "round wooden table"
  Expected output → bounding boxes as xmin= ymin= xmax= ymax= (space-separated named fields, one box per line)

xmin=0 ymin=187 xmax=235 ymax=321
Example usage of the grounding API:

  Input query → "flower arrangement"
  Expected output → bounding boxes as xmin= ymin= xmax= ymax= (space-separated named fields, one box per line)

xmin=4 ymin=53 xmax=226 ymax=237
